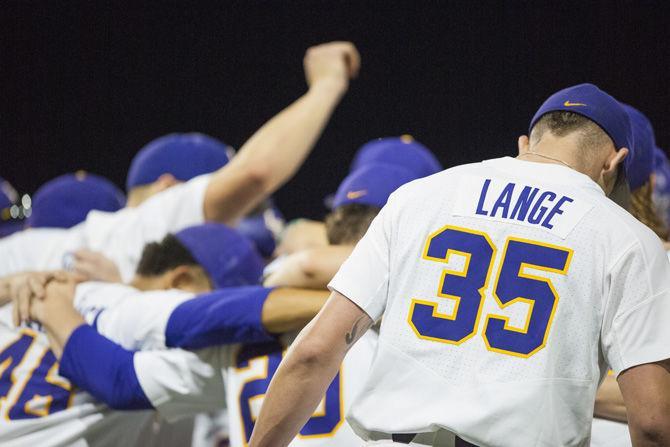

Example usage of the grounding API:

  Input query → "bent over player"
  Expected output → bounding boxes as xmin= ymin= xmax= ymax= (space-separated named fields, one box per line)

xmin=250 ymin=84 xmax=670 ymax=446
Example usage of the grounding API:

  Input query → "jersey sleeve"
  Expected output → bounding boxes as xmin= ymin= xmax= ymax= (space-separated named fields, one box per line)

xmin=165 ymin=286 xmax=275 ymax=350
xmin=76 ymin=284 xmax=193 ymax=350
xmin=134 ymin=346 xmax=227 ymax=422
xmin=601 ymin=238 xmax=670 ymax=376
xmin=328 ymin=198 xmax=395 ymax=321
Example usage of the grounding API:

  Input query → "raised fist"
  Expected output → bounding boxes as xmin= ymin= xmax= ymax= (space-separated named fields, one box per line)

xmin=303 ymin=41 xmax=360 ymax=92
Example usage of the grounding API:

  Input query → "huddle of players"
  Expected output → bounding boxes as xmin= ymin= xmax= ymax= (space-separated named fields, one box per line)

xmin=0 ymin=40 xmax=669 ymax=447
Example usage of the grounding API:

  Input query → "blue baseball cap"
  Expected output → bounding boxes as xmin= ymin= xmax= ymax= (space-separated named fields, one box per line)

xmin=126 ymin=133 xmax=232 ymax=190
xmin=332 ymin=163 xmax=421 ymax=209
xmin=237 ymin=204 xmax=285 ymax=258
xmin=621 ymin=104 xmax=655 ymax=190
xmin=28 ymin=172 xmax=126 ymax=229
xmin=350 ymin=136 xmax=442 ymax=178
xmin=1 ymin=177 xmax=22 ymax=238
xmin=652 ymin=147 xmax=670 ymax=227
xmin=175 ymin=223 xmax=264 ymax=289
xmin=529 ymin=83 xmax=633 ymax=152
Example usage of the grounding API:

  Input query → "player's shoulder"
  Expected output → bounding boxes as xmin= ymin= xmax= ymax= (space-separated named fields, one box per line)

xmin=588 ymin=192 xmax=664 ymax=259
xmin=387 ymin=160 xmax=485 ymax=205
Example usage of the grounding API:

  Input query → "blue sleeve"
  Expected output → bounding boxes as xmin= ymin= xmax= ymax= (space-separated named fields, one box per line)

xmin=165 ymin=286 xmax=276 ymax=350
xmin=59 ymin=324 xmax=153 ymax=410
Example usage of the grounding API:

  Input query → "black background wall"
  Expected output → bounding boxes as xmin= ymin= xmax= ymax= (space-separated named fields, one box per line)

xmin=3 ymin=0 xmax=669 ymax=220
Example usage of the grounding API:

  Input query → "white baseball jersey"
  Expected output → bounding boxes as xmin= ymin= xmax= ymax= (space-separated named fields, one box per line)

xmin=0 ymin=305 xmax=162 ymax=447
xmin=94 ymin=285 xmax=377 ymax=446
xmin=134 ymin=331 xmax=377 ymax=447
xmin=0 ymin=174 xmax=209 ymax=282
xmin=329 ymin=157 xmax=670 ymax=446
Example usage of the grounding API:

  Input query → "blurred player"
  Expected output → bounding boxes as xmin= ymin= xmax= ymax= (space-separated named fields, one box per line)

xmin=265 ymin=163 xmax=422 ymax=288
xmin=0 ymin=177 xmax=23 ymax=238
xmin=250 ymin=84 xmax=670 ymax=447
xmin=22 ymin=162 xmax=420 ymax=447
xmin=0 ymin=40 xmax=360 ymax=284
xmin=26 ymin=172 xmax=126 ymax=229
xmin=273 ymin=136 xmax=441 ymax=257
xmin=0 ymin=223 xmax=325 ymax=447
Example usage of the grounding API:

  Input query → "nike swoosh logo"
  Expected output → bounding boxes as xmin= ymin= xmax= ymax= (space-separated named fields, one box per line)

xmin=346 ymin=190 xmax=367 ymax=199
xmin=563 ymin=100 xmax=587 ymax=107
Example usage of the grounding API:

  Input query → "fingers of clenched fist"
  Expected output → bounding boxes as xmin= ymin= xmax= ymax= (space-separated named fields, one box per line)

xmin=303 ymin=41 xmax=360 ymax=91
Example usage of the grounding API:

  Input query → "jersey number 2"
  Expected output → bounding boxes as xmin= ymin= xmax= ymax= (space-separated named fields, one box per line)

xmin=408 ymin=225 xmax=572 ymax=357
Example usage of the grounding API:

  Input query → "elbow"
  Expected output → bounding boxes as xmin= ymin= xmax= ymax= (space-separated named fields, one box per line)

xmin=630 ymin=412 xmax=670 ymax=445
xmin=289 ymin=338 xmax=331 ymax=370
xmin=244 ymin=162 xmax=274 ymax=194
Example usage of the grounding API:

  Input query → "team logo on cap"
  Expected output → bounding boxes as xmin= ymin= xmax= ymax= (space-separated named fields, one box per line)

xmin=346 ymin=190 xmax=368 ymax=199
xmin=563 ymin=100 xmax=587 ymax=107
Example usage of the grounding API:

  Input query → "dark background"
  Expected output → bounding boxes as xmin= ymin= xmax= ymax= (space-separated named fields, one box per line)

xmin=2 ymin=0 xmax=669 ymax=220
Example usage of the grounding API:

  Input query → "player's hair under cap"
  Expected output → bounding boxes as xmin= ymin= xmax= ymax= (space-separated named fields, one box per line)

xmin=126 ymin=133 xmax=232 ymax=191
xmin=350 ymin=136 xmax=442 ymax=178
xmin=529 ymin=83 xmax=633 ymax=152
xmin=28 ymin=172 xmax=126 ymax=229
xmin=332 ymin=163 xmax=421 ymax=209
xmin=174 ymin=223 xmax=264 ymax=289
xmin=621 ymin=104 xmax=655 ymax=190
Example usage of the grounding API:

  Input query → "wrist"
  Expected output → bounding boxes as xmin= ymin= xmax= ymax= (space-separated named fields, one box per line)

xmin=308 ymin=77 xmax=348 ymax=99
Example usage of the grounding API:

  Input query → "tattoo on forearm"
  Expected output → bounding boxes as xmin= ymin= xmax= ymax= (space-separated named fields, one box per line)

xmin=345 ymin=315 xmax=372 ymax=345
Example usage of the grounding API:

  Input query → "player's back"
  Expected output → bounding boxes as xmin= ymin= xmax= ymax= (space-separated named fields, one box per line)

xmin=0 ymin=304 xmax=163 ymax=447
xmin=224 ymin=331 xmax=378 ymax=447
xmin=338 ymin=156 xmax=669 ymax=446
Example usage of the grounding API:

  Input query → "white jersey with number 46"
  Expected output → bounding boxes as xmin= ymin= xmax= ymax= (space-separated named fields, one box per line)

xmin=330 ymin=157 xmax=670 ymax=446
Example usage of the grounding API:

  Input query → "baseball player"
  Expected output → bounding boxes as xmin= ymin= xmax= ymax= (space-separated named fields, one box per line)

xmin=19 ymin=162 xmax=420 ymax=447
xmin=249 ymin=84 xmax=670 ymax=447
xmin=0 ymin=41 xmax=360 ymax=284
xmin=26 ymin=172 xmax=126 ymax=229
xmin=272 ymin=136 xmax=441 ymax=258
xmin=652 ymin=147 xmax=670 ymax=231
xmin=266 ymin=162 xmax=423 ymax=288
xmin=0 ymin=222 xmax=329 ymax=446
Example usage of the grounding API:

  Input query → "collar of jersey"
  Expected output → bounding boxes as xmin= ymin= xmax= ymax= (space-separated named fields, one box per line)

xmin=484 ymin=157 xmax=605 ymax=196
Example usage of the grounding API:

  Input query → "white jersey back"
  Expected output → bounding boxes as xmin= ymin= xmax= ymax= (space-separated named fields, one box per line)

xmin=223 ymin=332 xmax=377 ymax=447
xmin=0 ymin=305 xmax=160 ymax=447
xmin=330 ymin=157 xmax=670 ymax=446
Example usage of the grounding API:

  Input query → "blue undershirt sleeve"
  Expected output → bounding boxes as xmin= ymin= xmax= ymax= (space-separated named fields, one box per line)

xmin=165 ymin=286 xmax=275 ymax=350
xmin=59 ymin=324 xmax=152 ymax=410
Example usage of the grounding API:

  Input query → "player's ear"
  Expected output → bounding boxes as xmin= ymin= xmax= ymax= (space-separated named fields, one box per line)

xmin=603 ymin=147 xmax=628 ymax=178
xmin=167 ymin=265 xmax=211 ymax=292
xmin=517 ymin=135 xmax=530 ymax=155
xmin=154 ymin=173 xmax=179 ymax=191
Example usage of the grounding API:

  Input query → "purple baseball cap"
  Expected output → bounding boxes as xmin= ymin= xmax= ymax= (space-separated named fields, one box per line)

xmin=175 ymin=223 xmax=264 ymax=289
xmin=621 ymin=104 xmax=655 ymax=190
xmin=350 ymin=136 xmax=442 ymax=178
xmin=126 ymin=133 xmax=232 ymax=190
xmin=332 ymin=163 xmax=421 ymax=209
xmin=530 ymin=83 xmax=633 ymax=152
xmin=28 ymin=172 xmax=126 ymax=229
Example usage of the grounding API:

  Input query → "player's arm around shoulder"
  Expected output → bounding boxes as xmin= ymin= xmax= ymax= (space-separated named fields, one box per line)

xmin=263 ymin=245 xmax=354 ymax=288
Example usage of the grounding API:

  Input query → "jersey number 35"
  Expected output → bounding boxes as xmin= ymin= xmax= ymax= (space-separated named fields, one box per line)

xmin=408 ymin=225 xmax=573 ymax=358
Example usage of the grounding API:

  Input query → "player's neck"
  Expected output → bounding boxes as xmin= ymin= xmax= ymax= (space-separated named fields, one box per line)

xmin=520 ymin=136 xmax=600 ymax=182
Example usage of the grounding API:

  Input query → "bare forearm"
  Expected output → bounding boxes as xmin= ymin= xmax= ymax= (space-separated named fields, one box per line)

xmin=264 ymin=246 xmax=353 ymax=288
xmin=205 ymin=81 xmax=345 ymax=223
xmin=261 ymin=288 xmax=328 ymax=333
xmin=249 ymin=322 xmax=342 ymax=447
xmin=41 ymin=309 xmax=85 ymax=359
